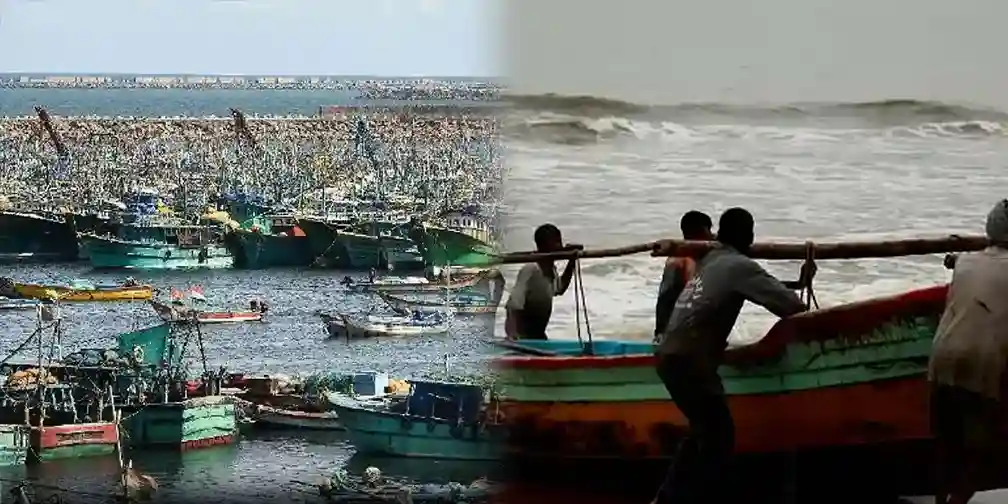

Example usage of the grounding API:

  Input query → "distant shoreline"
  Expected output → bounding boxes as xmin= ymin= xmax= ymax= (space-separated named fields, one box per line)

xmin=0 ymin=74 xmax=500 ymax=91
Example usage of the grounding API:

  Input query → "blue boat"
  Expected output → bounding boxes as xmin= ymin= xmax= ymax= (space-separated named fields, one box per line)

xmin=327 ymin=381 xmax=502 ymax=460
xmin=0 ymin=296 xmax=39 ymax=311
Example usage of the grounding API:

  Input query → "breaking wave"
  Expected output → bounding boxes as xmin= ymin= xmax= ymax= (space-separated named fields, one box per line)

xmin=502 ymin=93 xmax=1008 ymax=144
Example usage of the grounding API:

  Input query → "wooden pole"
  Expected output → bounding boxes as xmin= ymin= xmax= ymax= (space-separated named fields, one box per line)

xmin=491 ymin=235 xmax=989 ymax=264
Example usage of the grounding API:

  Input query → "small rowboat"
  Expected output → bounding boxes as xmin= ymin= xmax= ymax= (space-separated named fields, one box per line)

xmin=377 ymin=291 xmax=498 ymax=315
xmin=320 ymin=311 xmax=450 ymax=339
xmin=342 ymin=269 xmax=498 ymax=294
xmin=253 ymin=404 xmax=343 ymax=430
xmin=3 ymin=278 xmax=153 ymax=302
xmin=149 ymin=300 xmax=263 ymax=324
xmin=0 ymin=297 xmax=39 ymax=311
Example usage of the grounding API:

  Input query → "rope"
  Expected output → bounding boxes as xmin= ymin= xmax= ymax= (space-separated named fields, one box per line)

xmin=569 ymin=255 xmax=595 ymax=355
xmin=799 ymin=241 xmax=820 ymax=310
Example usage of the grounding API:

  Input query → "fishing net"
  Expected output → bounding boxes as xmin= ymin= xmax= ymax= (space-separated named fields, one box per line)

xmin=302 ymin=372 xmax=354 ymax=395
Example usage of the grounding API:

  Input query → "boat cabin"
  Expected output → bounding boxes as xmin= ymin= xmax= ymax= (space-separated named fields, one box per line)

xmin=441 ymin=211 xmax=494 ymax=244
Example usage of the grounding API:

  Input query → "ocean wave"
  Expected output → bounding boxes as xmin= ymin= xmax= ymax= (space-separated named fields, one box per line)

xmin=501 ymin=94 xmax=1008 ymax=144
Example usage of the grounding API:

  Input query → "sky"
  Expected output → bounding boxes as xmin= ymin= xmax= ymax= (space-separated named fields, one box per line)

xmin=506 ymin=0 xmax=1008 ymax=107
xmin=0 ymin=0 xmax=499 ymax=77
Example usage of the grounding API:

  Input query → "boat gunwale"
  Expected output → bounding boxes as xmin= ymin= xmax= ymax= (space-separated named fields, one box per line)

xmin=494 ymin=284 xmax=948 ymax=370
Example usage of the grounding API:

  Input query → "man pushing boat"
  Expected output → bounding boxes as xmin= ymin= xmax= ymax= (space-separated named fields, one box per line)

xmin=929 ymin=199 xmax=1008 ymax=504
xmin=654 ymin=210 xmax=714 ymax=342
xmin=504 ymin=224 xmax=581 ymax=341
xmin=652 ymin=207 xmax=808 ymax=504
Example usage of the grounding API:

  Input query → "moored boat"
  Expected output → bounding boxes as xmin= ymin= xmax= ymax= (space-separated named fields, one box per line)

xmin=343 ymin=269 xmax=500 ymax=294
xmin=328 ymin=380 xmax=502 ymax=460
xmin=3 ymin=278 xmax=153 ymax=302
xmin=320 ymin=311 xmax=450 ymax=339
xmin=0 ymin=297 xmax=39 ymax=310
xmin=223 ymin=214 xmax=314 ymax=269
xmin=407 ymin=208 xmax=498 ymax=268
xmin=79 ymin=232 xmax=233 ymax=270
xmin=149 ymin=299 xmax=264 ymax=324
xmin=0 ymin=209 xmax=80 ymax=263
xmin=253 ymin=404 xmax=343 ymax=430
xmin=377 ymin=291 xmax=499 ymax=315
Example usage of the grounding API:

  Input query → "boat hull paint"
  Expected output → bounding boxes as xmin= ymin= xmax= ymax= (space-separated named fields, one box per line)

xmin=80 ymin=235 xmax=233 ymax=270
xmin=332 ymin=404 xmax=501 ymax=460
xmin=254 ymin=406 xmax=343 ymax=430
xmin=0 ymin=212 xmax=79 ymax=262
xmin=29 ymin=422 xmax=118 ymax=462
xmin=224 ymin=229 xmax=313 ymax=269
xmin=123 ymin=396 xmax=237 ymax=450
xmin=497 ymin=285 xmax=948 ymax=459
xmin=411 ymin=225 xmax=497 ymax=268
xmin=0 ymin=425 xmax=29 ymax=466
xmin=14 ymin=283 xmax=153 ymax=302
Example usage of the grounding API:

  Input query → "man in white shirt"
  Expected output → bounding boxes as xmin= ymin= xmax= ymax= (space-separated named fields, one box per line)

xmin=504 ymin=224 xmax=580 ymax=340
xmin=930 ymin=199 xmax=1008 ymax=504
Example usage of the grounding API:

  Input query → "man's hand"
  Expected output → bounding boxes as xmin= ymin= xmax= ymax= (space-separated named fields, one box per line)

xmin=799 ymin=260 xmax=817 ymax=284
xmin=563 ymin=243 xmax=584 ymax=252
xmin=943 ymin=254 xmax=958 ymax=270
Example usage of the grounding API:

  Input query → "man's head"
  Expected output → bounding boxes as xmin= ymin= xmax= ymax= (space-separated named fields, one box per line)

xmin=680 ymin=211 xmax=714 ymax=240
xmin=716 ymin=207 xmax=755 ymax=254
xmin=534 ymin=223 xmax=564 ymax=252
xmin=986 ymin=199 xmax=1008 ymax=246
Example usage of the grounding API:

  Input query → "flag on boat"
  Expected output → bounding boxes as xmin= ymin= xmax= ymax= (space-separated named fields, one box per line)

xmin=169 ymin=288 xmax=184 ymax=301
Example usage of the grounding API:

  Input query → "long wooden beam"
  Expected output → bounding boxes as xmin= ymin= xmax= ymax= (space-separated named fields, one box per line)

xmin=493 ymin=234 xmax=989 ymax=264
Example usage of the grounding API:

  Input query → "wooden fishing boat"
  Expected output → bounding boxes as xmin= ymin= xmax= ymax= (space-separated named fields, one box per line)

xmin=29 ymin=422 xmax=119 ymax=462
xmin=320 ymin=311 xmax=450 ymax=339
xmin=149 ymin=300 xmax=263 ymax=324
xmin=494 ymin=285 xmax=954 ymax=496
xmin=253 ymin=404 xmax=343 ymax=430
xmin=6 ymin=279 xmax=153 ymax=302
xmin=123 ymin=395 xmax=237 ymax=450
xmin=377 ymin=291 xmax=498 ymax=315
xmin=0 ymin=297 xmax=38 ymax=310
xmin=490 ymin=234 xmax=1005 ymax=498
xmin=327 ymin=380 xmax=503 ymax=460
xmin=344 ymin=270 xmax=497 ymax=294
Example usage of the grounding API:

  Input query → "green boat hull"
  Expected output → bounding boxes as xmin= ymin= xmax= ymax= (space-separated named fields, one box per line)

xmin=411 ymin=225 xmax=497 ymax=267
xmin=123 ymin=396 xmax=237 ymax=450
xmin=80 ymin=235 xmax=233 ymax=270
xmin=223 ymin=229 xmax=313 ymax=269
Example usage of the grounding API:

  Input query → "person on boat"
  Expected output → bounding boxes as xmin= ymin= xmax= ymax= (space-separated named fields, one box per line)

xmin=368 ymin=267 xmax=377 ymax=284
xmin=652 ymin=207 xmax=807 ymax=504
xmin=654 ymin=210 xmax=714 ymax=342
xmin=504 ymin=223 xmax=581 ymax=341
xmin=929 ymin=199 xmax=1008 ymax=504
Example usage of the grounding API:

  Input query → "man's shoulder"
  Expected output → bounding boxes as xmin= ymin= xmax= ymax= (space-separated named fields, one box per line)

xmin=703 ymin=248 xmax=760 ymax=272
xmin=517 ymin=263 xmax=541 ymax=276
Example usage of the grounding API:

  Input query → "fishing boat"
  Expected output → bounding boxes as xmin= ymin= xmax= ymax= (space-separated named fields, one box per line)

xmin=298 ymin=214 xmax=422 ymax=270
xmin=343 ymin=269 xmax=498 ymax=294
xmin=223 ymin=214 xmax=314 ymax=269
xmin=407 ymin=207 xmax=498 ymax=268
xmin=327 ymin=380 xmax=502 ymax=460
xmin=492 ymin=234 xmax=997 ymax=498
xmin=2 ymin=278 xmax=153 ymax=302
xmin=0 ymin=209 xmax=80 ymax=263
xmin=253 ymin=404 xmax=343 ymax=430
xmin=78 ymin=188 xmax=233 ymax=270
xmin=114 ymin=323 xmax=238 ymax=450
xmin=320 ymin=311 xmax=450 ymax=339
xmin=0 ymin=297 xmax=39 ymax=310
xmin=149 ymin=299 xmax=264 ymax=324
xmin=377 ymin=291 xmax=499 ymax=315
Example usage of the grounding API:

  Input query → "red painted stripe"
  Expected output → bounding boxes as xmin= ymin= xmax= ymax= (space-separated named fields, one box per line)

xmin=35 ymin=423 xmax=118 ymax=449
xmin=180 ymin=434 xmax=234 ymax=451
xmin=495 ymin=285 xmax=948 ymax=371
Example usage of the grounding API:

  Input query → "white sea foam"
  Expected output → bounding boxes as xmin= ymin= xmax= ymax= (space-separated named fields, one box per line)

xmin=497 ymin=120 xmax=999 ymax=343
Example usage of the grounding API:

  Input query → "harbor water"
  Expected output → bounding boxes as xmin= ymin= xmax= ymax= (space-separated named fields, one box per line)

xmin=0 ymin=86 xmax=498 ymax=501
